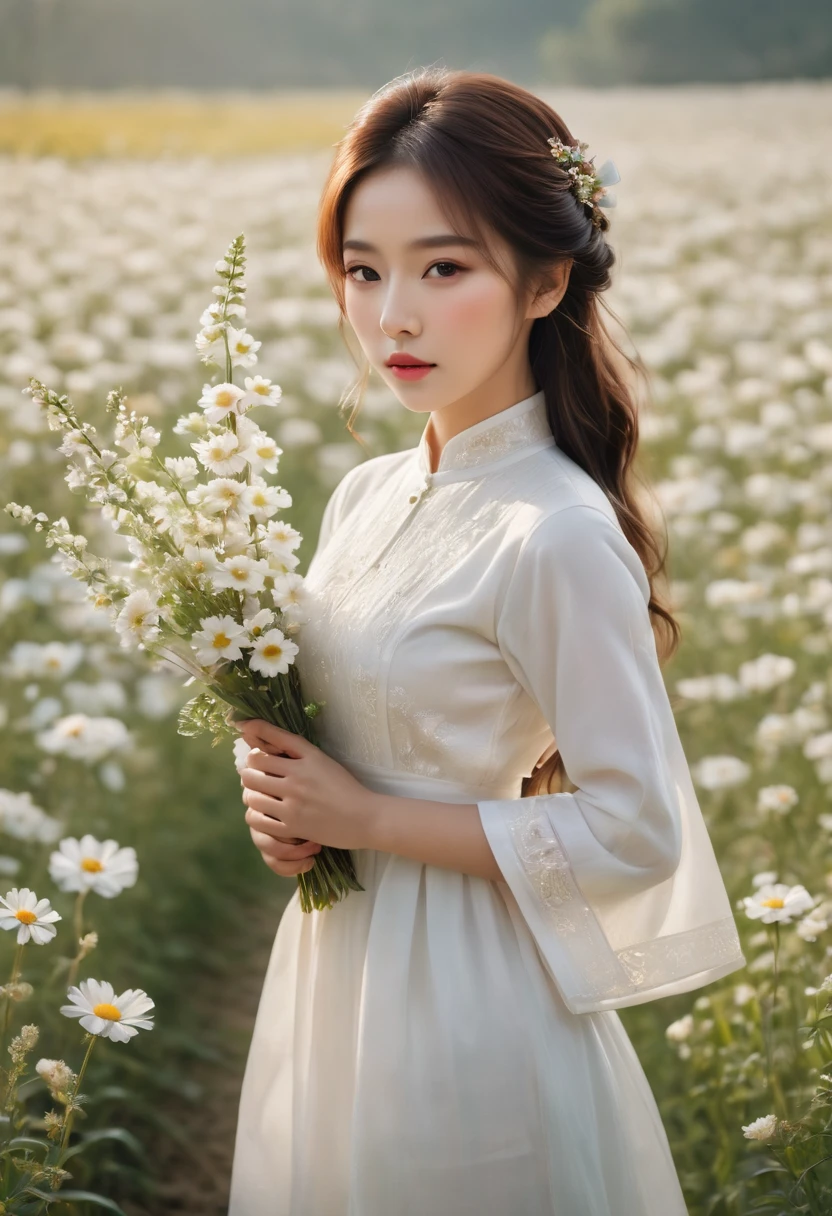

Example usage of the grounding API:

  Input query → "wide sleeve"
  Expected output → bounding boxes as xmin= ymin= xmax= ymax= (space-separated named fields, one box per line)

xmin=477 ymin=502 xmax=746 ymax=1014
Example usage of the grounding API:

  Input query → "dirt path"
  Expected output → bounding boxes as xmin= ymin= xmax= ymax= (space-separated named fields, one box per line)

xmin=122 ymin=898 xmax=283 ymax=1215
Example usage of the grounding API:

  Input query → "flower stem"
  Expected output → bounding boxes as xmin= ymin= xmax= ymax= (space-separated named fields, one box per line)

xmin=59 ymin=1034 xmax=97 ymax=1155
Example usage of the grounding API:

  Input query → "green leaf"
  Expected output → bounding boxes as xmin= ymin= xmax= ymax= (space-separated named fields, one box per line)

xmin=60 ymin=1126 xmax=146 ymax=1164
xmin=5 ymin=1135 xmax=50 ymax=1155
xmin=23 ymin=1188 xmax=127 ymax=1214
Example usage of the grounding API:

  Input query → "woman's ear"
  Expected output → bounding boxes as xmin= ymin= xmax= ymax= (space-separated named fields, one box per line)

xmin=528 ymin=258 xmax=572 ymax=320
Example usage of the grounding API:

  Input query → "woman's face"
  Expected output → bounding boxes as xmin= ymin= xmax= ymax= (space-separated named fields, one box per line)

xmin=341 ymin=164 xmax=561 ymax=420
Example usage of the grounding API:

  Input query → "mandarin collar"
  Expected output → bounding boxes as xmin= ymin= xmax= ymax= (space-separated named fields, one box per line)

xmin=416 ymin=389 xmax=555 ymax=481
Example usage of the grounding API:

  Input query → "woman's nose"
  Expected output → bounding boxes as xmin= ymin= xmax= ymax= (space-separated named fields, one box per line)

xmin=379 ymin=281 xmax=421 ymax=339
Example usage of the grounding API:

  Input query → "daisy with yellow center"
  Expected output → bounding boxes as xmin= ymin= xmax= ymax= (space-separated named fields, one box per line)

xmin=210 ymin=553 xmax=270 ymax=595
xmin=197 ymin=382 xmax=246 ymax=425
xmin=225 ymin=326 xmax=262 ymax=369
xmin=742 ymin=881 xmax=817 ymax=925
xmin=60 ymin=977 xmax=155 ymax=1043
xmin=49 ymin=834 xmax=139 ymax=898
xmin=248 ymin=628 xmax=299 ymax=677
xmin=241 ymin=374 xmax=282 ymax=408
xmin=191 ymin=615 xmax=251 ymax=667
xmin=0 ymin=887 xmax=62 ymax=945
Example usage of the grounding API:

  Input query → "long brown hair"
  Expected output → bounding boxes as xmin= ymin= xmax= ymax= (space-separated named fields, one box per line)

xmin=315 ymin=65 xmax=680 ymax=798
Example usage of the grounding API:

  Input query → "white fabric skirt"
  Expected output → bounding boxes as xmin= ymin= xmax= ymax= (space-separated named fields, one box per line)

xmin=228 ymin=764 xmax=689 ymax=1216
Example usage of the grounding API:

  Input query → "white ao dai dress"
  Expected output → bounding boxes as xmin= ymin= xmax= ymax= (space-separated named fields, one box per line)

xmin=228 ymin=388 xmax=746 ymax=1216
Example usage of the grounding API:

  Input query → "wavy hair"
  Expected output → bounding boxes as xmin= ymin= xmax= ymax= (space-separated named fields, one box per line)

xmin=315 ymin=65 xmax=680 ymax=798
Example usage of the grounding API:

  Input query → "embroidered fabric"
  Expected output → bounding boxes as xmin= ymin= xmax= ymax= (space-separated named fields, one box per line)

xmin=505 ymin=798 xmax=744 ymax=1011
xmin=424 ymin=398 xmax=556 ymax=473
xmin=293 ymin=386 xmax=746 ymax=1014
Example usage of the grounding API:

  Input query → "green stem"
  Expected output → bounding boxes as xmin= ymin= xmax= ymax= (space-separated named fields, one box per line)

xmin=59 ymin=1034 xmax=97 ymax=1155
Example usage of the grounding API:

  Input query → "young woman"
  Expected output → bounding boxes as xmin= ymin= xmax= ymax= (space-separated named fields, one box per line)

xmin=228 ymin=66 xmax=746 ymax=1215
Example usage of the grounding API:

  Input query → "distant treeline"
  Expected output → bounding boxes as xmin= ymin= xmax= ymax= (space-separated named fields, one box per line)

xmin=0 ymin=0 xmax=828 ymax=90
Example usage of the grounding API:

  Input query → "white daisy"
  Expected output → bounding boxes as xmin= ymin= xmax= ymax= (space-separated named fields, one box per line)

xmin=181 ymin=543 xmax=221 ymax=579
xmin=797 ymin=909 xmax=829 ymax=942
xmin=742 ymin=882 xmax=817 ymax=924
xmin=173 ymin=411 xmax=210 ymax=437
xmin=200 ymin=299 xmax=244 ymax=327
xmin=49 ymin=834 xmax=138 ymax=898
xmin=248 ymin=628 xmax=299 ymax=677
xmin=243 ymin=608 xmax=275 ymax=638
xmin=210 ymin=554 xmax=271 ymax=595
xmin=197 ymin=382 xmax=246 ymax=425
xmin=0 ymin=887 xmax=61 ymax=945
xmin=226 ymin=327 xmax=261 ymax=369
xmin=240 ymin=480 xmax=291 ymax=522
xmin=756 ymin=785 xmax=799 ymax=816
xmin=240 ymin=374 xmax=282 ymax=409
xmin=191 ymin=430 xmax=248 ymax=476
xmin=272 ymin=571 xmax=309 ymax=625
xmin=191 ymin=615 xmax=250 ymax=666
xmin=664 ymin=1014 xmax=694 ymax=1042
xmin=60 ymin=978 xmax=155 ymax=1043
xmin=114 ymin=589 xmax=161 ymax=648
xmin=263 ymin=519 xmax=302 ymax=553
xmin=164 ymin=456 xmax=199 ymax=483
xmin=36 ymin=715 xmax=131 ymax=764
xmin=242 ymin=429 xmax=282 ymax=475
xmin=194 ymin=323 xmax=227 ymax=357
xmin=8 ymin=640 xmax=86 ymax=680
xmin=189 ymin=478 xmax=247 ymax=516
xmin=0 ymin=789 xmax=62 ymax=844
xmin=691 ymin=754 xmax=751 ymax=790
xmin=738 ymin=653 xmax=796 ymax=693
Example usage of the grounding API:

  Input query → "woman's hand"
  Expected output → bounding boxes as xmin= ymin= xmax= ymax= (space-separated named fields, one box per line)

xmin=235 ymin=718 xmax=378 ymax=855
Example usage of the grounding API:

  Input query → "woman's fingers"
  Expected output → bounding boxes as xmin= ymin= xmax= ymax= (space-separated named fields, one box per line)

xmin=249 ymin=826 xmax=321 ymax=876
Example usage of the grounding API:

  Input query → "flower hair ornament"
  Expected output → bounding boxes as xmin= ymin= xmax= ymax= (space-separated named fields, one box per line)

xmin=547 ymin=136 xmax=621 ymax=230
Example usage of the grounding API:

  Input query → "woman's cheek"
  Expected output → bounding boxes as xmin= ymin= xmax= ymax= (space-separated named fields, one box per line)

xmin=440 ymin=280 xmax=510 ymax=346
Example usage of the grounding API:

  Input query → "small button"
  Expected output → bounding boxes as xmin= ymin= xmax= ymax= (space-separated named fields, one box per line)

xmin=408 ymin=494 xmax=417 ymax=503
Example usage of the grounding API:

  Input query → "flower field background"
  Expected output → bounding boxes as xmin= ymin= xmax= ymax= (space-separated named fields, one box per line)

xmin=0 ymin=82 xmax=831 ymax=1213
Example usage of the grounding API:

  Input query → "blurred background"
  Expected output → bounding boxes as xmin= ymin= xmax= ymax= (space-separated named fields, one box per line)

xmin=0 ymin=4 xmax=831 ymax=1215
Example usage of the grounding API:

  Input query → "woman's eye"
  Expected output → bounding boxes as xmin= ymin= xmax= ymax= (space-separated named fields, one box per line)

xmin=345 ymin=265 xmax=380 ymax=283
xmin=427 ymin=261 xmax=462 ymax=278
xmin=344 ymin=261 xmax=463 ymax=283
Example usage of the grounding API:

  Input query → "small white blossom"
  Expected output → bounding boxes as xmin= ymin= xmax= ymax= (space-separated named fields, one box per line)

xmin=209 ymin=555 xmax=270 ymax=595
xmin=756 ymin=785 xmax=799 ymax=816
xmin=36 ymin=714 xmax=131 ymax=764
xmin=114 ymin=589 xmax=161 ymax=649
xmin=665 ymin=1014 xmax=694 ymax=1042
xmin=197 ymin=383 xmax=246 ymax=425
xmin=738 ymin=654 xmax=796 ymax=693
xmin=240 ymin=374 xmax=282 ymax=409
xmin=191 ymin=430 xmax=249 ymax=476
xmin=164 ymin=456 xmax=199 ymax=483
xmin=742 ymin=1113 xmax=778 ymax=1141
xmin=692 ymin=754 xmax=751 ymax=790
xmin=240 ymin=480 xmax=292 ymax=522
xmin=225 ymin=327 xmax=261 ymax=368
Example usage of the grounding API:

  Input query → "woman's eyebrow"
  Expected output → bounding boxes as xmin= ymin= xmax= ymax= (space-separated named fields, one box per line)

xmin=342 ymin=234 xmax=479 ymax=252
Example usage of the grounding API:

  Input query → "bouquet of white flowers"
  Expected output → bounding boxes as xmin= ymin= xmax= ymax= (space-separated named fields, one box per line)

xmin=5 ymin=233 xmax=363 ymax=913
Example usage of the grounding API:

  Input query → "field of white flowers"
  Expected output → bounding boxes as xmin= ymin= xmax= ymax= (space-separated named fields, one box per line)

xmin=0 ymin=81 xmax=831 ymax=1213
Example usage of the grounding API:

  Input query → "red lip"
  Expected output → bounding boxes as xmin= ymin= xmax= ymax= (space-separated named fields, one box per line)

xmin=385 ymin=354 xmax=435 ymax=367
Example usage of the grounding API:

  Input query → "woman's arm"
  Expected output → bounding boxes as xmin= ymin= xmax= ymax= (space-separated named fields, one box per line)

xmin=237 ymin=723 xmax=502 ymax=882
xmin=368 ymin=793 xmax=503 ymax=882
